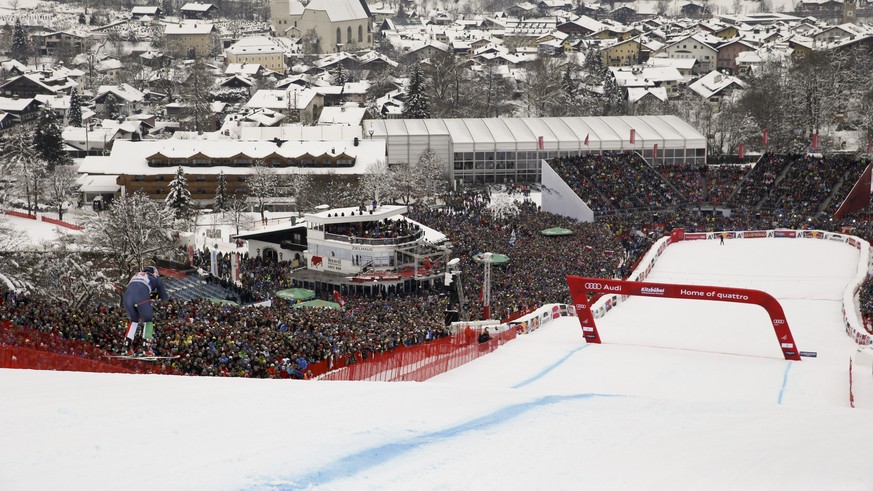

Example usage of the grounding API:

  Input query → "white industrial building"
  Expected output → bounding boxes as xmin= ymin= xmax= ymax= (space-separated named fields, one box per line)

xmin=365 ymin=115 xmax=707 ymax=185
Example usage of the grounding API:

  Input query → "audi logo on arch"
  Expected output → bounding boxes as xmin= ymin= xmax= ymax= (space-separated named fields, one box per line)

xmin=773 ymin=319 xmax=785 ymax=326
xmin=585 ymin=282 xmax=603 ymax=290
xmin=575 ymin=303 xmax=588 ymax=310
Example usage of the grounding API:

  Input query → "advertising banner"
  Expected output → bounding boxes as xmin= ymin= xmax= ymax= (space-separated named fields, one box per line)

xmin=773 ymin=230 xmax=796 ymax=238
xmin=567 ymin=276 xmax=801 ymax=360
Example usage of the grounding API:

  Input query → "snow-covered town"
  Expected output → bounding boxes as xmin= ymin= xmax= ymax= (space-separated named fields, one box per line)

xmin=4 ymin=0 xmax=873 ymax=489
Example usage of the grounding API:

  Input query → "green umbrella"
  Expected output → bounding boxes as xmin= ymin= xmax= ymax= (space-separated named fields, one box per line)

xmin=293 ymin=299 xmax=342 ymax=309
xmin=206 ymin=297 xmax=239 ymax=306
xmin=540 ymin=227 xmax=574 ymax=236
xmin=472 ymin=252 xmax=510 ymax=265
xmin=275 ymin=288 xmax=316 ymax=301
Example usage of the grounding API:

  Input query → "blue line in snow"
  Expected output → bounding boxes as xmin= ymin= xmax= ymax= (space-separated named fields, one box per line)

xmin=268 ymin=392 xmax=622 ymax=490
xmin=777 ymin=361 xmax=793 ymax=405
xmin=511 ymin=343 xmax=592 ymax=389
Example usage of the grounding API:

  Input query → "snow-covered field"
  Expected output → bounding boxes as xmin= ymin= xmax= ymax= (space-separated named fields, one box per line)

xmin=2 ymin=237 xmax=872 ymax=490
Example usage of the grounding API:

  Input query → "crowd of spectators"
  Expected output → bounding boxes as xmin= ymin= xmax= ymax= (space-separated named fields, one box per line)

xmin=549 ymin=153 xmax=676 ymax=212
xmin=408 ymin=195 xmax=623 ymax=320
xmin=0 ymin=288 xmax=448 ymax=378
xmin=5 ymin=152 xmax=873 ymax=375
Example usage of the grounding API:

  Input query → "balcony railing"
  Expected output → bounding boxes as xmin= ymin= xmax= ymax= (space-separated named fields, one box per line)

xmin=323 ymin=229 xmax=424 ymax=246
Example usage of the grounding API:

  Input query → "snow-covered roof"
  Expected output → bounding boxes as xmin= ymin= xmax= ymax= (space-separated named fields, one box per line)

xmin=237 ymin=124 xmax=363 ymax=142
xmin=77 ymin=139 xmax=387 ymax=177
xmin=368 ymin=116 xmax=706 ymax=152
xmin=317 ymin=106 xmax=366 ymax=126
xmin=97 ymin=84 xmax=145 ymax=103
xmin=306 ymin=204 xmax=407 ymax=225
xmin=688 ymin=71 xmax=747 ymax=99
xmin=246 ymin=88 xmax=318 ymax=111
xmin=225 ymin=36 xmax=285 ymax=55
xmin=305 ymin=0 xmax=370 ymax=22
xmin=78 ymin=174 xmax=121 ymax=193
xmin=181 ymin=2 xmax=215 ymax=12
xmin=627 ymin=86 xmax=668 ymax=103
xmin=0 ymin=97 xmax=40 ymax=112
xmin=646 ymin=56 xmax=697 ymax=71
xmin=165 ymin=22 xmax=214 ymax=35
xmin=132 ymin=6 xmax=160 ymax=14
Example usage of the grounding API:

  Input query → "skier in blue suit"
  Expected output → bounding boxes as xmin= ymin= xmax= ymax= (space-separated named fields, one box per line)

xmin=123 ymin=265 xmax=168 ymax=356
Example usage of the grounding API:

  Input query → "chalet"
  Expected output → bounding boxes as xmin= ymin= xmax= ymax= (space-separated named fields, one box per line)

xmin=679 ymin=2 xmax=708 ymax=17
xmin=556 ymin=16 xmax=607 ymax=37
xmin=131 ymin=6 xmax=162 ymax=18
xmin=0 ymin=74 xmax=68 ymax=99
xmin=180 ymin=2 xmax=218 ymax=19
xmin=0 ymin=97 xmax=42 ymax=125
xmin=716 ymin=39 xmax=756 ymax=74
xmin=661 ymin=33 xmax=719 ymax=74
xmin=246 ymin=88 xmax=323 ymax=122
xmin=688 ymin=70 xmax=746 ymax=106
xmin=94 ymin=84 xmax=146 ymax=116
xmin=33 ymin=31 xmax=86 ymax=56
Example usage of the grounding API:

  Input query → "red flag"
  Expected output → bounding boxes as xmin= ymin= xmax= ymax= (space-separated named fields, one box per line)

xmin=653 ymin=143 xmax=658 ymax=161
xmin=762 ymin=129 xmax=768 ymax=146
xmin=332 ymin=290 xmax=347 ymax=307
xmin=738 ymin=143 xmax=745 ymax=159
xmin=630 ymin=128 xmax=635 ymax=144
xmin=538 ymin=136 xmax=544 ymax=150
xmin=812 ymin=133 xmax=818 ymax=151
xmin=583 ymin=133 xmax=589 ymax=146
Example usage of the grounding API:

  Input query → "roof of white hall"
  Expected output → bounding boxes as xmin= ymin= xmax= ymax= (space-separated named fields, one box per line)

xmin=77 ymin=139 xmax=386 ymax=177
xmin=366 ymin=116 xmax=706 ymax=151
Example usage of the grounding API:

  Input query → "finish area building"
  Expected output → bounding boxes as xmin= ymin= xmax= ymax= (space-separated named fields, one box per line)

xmin=366 ymin=115 xmax=707 ymax=185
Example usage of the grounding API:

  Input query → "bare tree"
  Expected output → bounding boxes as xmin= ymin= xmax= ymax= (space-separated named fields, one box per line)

xmin=44 ymin=165 xmax=78 ymax=221
xmin=247 ymin=161 xmax=280 ymax=225
xmin=80 ymin=189 xmax=177 ymax=283
xmin=523 ymin=57 xmax=563 ymax=117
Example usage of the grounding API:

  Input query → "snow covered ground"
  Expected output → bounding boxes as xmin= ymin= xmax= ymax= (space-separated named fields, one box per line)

xmin=2 ymin=238 xmax=873 ymax=491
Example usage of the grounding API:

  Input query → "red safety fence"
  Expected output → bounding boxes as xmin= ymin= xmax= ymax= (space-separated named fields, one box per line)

xmin=319 ymin=328 xmax=517 ymax=382
xmin=0 ymin=324 xmax=179 ymax=375
xmin=4 ymin=210 xmax=36 ymax=220
xmin=40 ymin=216 xmax=83 ymax=231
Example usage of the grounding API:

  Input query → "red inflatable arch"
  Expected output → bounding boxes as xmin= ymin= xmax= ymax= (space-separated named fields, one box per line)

xmin=566 ymin=276 xmax=801 ymax=361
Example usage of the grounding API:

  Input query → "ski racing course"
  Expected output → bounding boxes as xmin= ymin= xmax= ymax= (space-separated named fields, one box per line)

xmin=2 ymin=237 xmax=873 ymax=491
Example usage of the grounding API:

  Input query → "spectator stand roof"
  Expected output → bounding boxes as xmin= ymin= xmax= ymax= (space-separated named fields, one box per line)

xmin=367 ymin=116 xmax=706 ymax=153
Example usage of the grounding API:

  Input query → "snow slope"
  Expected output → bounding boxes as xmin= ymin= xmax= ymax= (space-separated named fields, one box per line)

xmin=2 ymin=238 xmax=872 ymax=491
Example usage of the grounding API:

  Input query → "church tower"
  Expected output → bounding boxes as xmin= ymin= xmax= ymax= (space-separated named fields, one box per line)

xmin=270 ymin=0 xmax=291 ymax=35
xmin=843 ymin=0 xmax=857 ymax=24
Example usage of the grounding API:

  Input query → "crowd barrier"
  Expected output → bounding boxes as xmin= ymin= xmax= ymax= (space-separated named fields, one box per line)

xmin=40 ymin=216 xmax=83 ymax=231
xmin=0 ymin=322 xmax=179 ymax=375
xmin=318 ymin=328 xmax=517 ymax=382
xmin=4 ymin=210 xmax=36 ymax=220
xmin=589 ymin=228 xmax=873 ymax=348
xmin=3 ymin=211 xmax=83 ymax=231
xmin=316 ymin=304 xmax=577 ymax=381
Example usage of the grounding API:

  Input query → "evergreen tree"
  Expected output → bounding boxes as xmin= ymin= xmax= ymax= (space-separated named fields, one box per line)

xmin=562 ymin=63 xmax=579 ymax=114
xmin=165 ymin=166 xmax=193 ymax=220
xmin=11 ymin=18 xmax=29 ymax=63
xmin=33 ymin=109 xmax=71 ymax=172
xmin=214 ymin=170 xmax=228 ymax=211
xmin=403 ymin=65 xmax=430 ymax=119
xmin=68 ymin=88 xmax=83 ymax=127
xmin=102 ymin=93 xmax=119 ymax=119
xmin=335 ymin=64 xmax=346 ymax=86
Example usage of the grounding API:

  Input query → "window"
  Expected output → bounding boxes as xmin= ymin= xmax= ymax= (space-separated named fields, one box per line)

xmin=336 ymin=28 xmax=341 ymax=45
xmin=347 ymin=27 xmax=352 ymax=44
xmin=358 ymin=25 xmax=363 ymax=43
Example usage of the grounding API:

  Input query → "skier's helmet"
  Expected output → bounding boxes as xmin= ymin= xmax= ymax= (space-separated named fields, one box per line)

xmin=142 ymin=265 xmax=159 ymax=277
